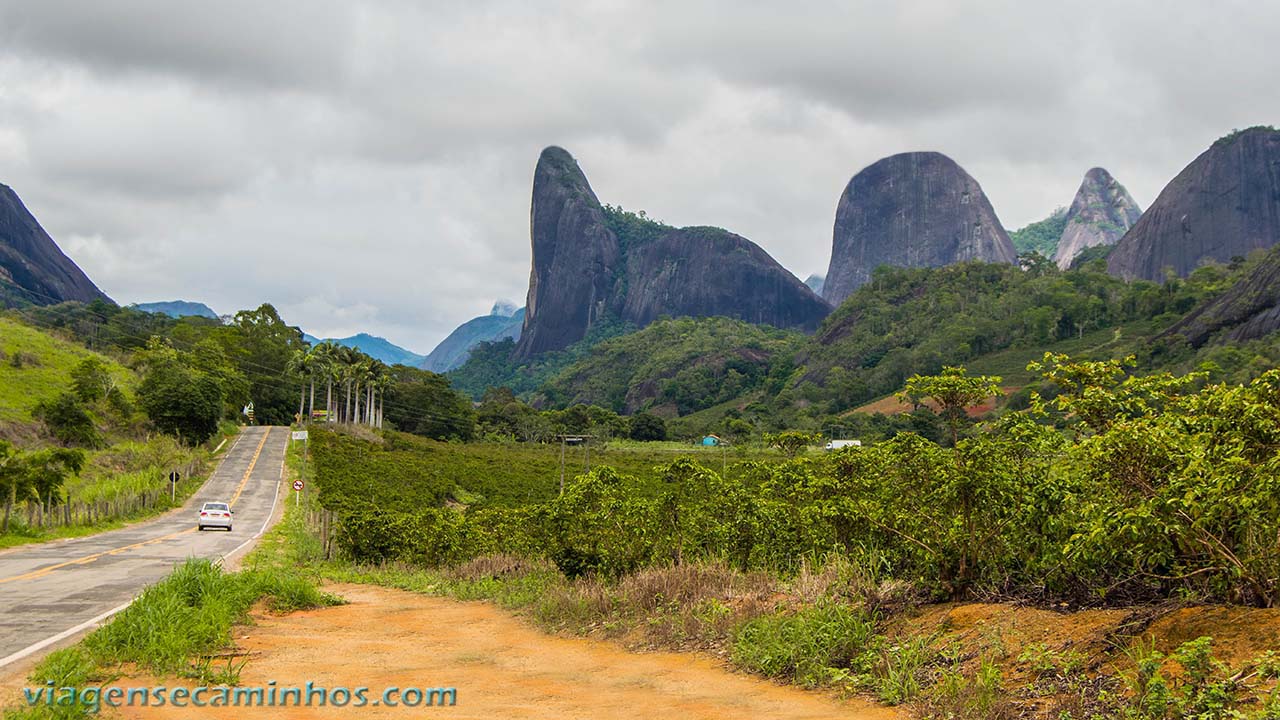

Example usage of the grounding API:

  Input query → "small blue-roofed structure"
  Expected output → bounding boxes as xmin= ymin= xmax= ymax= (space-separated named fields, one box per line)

xmin=701 ymin=435 xmax=721 ymax=446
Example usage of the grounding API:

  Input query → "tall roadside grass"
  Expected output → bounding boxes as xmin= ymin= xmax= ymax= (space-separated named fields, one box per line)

xmin=0 ymin=428 xmax=237 ymax=550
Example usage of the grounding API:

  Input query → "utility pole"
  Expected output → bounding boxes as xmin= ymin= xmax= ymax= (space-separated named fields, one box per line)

xmin=556 ymin=435 xmax=595 ymax=495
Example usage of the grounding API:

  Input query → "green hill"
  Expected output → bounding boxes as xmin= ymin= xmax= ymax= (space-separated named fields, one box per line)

xmin=1008 ymin=208 xmax=1067 ymax=257
xmin=534 ymin=317 xmax=803 ymax=415
xmin=776 ymin=259 xmax=1218 ymax=417
xmin=0 ymin=316 xmax=135 ymax=427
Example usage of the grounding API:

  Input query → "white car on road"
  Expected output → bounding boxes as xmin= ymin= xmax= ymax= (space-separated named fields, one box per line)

xmin=197 ymin=502 xmax=233 ymax=531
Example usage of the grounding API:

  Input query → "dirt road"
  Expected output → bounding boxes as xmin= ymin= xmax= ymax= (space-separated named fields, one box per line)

xmin=125 ymin=583 xmax=902 ymax=719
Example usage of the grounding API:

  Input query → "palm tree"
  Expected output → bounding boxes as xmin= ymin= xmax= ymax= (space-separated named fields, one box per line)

xmin=305 ymin=347 xmax=318 ymax=420
xmin=312 ymin=342 xmax=340 ymax=423
xmin=366 ymin=360 xmax=388 ymax=428
xmin=336 ymin=346 xmax=358 ymax=424
xmin=374 ymin=371 xmax=393 ymax=429
xmin=351 ymin=359 xmax=373 ymax=425
xmin=286 ymin=349 xmax=311 ymax=423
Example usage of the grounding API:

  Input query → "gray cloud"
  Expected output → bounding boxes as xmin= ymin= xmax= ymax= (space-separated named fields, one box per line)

xmin=0 ymin=0 xmax=352 ymax=90
xmin=0 ymin=1 xmax=1277 ymax=352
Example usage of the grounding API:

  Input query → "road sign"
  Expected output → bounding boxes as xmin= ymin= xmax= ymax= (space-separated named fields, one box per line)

xmin=291 ymin=430 xmax=309 ymax=441
xmin=292 ymin=480 xmax=304 ymax=491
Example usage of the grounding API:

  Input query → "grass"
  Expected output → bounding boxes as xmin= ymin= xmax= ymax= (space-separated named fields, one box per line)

xmin=0 ymin=427 xmax=237 ymax=550
xmin=4 ymin=559 xmax=340 ymax=720
xmin=0 ymin=318 xmax=135 ymax=426
xmin=731 ymin=603 xmax=880 ymax=688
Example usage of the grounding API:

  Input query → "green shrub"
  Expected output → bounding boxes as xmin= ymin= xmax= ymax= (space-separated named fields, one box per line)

xmin=731 ymin=604 xmax=879 ymax=687
xmin=33 ymin=393 xmax=102 ymax=448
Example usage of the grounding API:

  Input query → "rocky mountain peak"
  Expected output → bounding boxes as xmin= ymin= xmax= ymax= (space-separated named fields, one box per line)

xmin=0 ymin=183 xmax=112 ymax=306
xmin=1108 ymin=127 xmax=1280 ymax=281
xmin=1052 ymin=167 xmax=1142 ymax=269
xmin=513 ymin=147 xmax=621 ymax=358
xmin=510 ymin=147 xmax=830 ymax=359
xmin=822 ymin=151 xmax=1016 ymax=306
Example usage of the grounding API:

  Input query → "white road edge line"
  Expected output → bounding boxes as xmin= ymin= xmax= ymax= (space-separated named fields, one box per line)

xmin=217 ymin=432 xmax=285 ymax=566
xmin=0 ymin=601 xmax=133 ymax=669
xmin=0 ymin=428 xmax=274 ymax=672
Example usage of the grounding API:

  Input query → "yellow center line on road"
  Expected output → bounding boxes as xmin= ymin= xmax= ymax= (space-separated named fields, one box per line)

xmin=229 ymin=428 xmax=270 ymax=508
xmin=0 ymin=428 xmax=273 ymax=585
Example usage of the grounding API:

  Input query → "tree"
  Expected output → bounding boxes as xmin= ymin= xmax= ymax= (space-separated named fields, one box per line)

xmin=34 ymin=392 xmax=102 ymax=447
xmin=287 ymin=348 xmax=313 ymax=423
xmin=70 ymin=356 xmax=114 ymax=403
xmin=138 ymin=358 xmax=225 ymax=445
xmin=311 ymin=341 xmax=341 ymax=421
xmin=22 ymin=448 xmax=86 ymax=526
xmin=381 ymin=366 xmax=476 ymax=440
xmin=898 ymin=366 xmax=1002 ymax=445
xmin=223 ymin=304 xmax=306 ymax=426
xmin=0 ymin=441 xmax=18 ymax=533
xmin=764 ymin=430 xmax=818 ymax=458
xmin=627 ymin=412 xmax=667 ymax=441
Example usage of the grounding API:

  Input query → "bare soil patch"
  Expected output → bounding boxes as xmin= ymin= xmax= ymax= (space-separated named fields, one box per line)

xmin=123 ymin=583 xmax=902 ymax=719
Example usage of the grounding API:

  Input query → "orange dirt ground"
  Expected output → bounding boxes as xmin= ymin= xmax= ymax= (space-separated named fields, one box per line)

xmin=118 ymin=583 xmax=903 ymax=720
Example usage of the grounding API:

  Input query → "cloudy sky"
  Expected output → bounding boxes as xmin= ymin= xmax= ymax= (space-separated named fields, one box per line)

xmin=1 ymin=1 xmax=1277 ymax=353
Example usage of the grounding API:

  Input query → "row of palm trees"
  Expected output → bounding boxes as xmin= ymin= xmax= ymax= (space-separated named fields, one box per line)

xmin=289 ymin=343 xmax=393 ymax=429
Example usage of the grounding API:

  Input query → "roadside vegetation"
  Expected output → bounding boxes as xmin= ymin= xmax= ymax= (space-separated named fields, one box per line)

xmin=294 ymin=355 xmax=1280 ymax=718
xmin=0 ymin=314 xmax=240 ymax=548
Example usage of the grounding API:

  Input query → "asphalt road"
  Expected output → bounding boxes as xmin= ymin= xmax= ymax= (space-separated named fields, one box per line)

xmin=0 ymin=425 xmax=288 ymax=666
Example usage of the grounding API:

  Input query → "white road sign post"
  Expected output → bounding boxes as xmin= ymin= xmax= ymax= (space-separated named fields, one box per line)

xmin=291 ymin=430 xmax=309 ymax=506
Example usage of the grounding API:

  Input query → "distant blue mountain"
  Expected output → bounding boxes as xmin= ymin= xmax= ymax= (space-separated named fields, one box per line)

xmin=304 ymin=332 xmax=426 ymax=367
xmin=131 ymin=300 xmax=219 ymax=319
xmin=803 ymin=274 xmax=825 ymax=296
xmin=420 ymin=301 xmax=524 ymax=373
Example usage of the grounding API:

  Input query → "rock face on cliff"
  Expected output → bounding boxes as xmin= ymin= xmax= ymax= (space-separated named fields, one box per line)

xmin=0 ymin=183 xmax=111 ymax=306
xmin=513 ymin=147 xmax=830 ymax=358
xmin=619 ymin=226 xmax=829 ymax=331
xmin=1108 ymin=127 xmax=1280 ymax=281
xmin=822 ymin=152 xmax=1016 ymax=306
xmin=1159 ymin=245 xmax=1280 ymax=347
xmin=514 ymin=147 xmax=621 ymax=358
xmin=1053 ymin=168 xmax=1143 ymax=269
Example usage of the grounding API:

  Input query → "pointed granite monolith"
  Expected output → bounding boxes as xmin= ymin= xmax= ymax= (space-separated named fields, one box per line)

xmin=1052 ymin=168 xmax=1142 ymax=269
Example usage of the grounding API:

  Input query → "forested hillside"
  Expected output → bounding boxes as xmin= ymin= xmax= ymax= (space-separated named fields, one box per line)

xmin=453 ymin=254 xmax=1252 ymax=442
xmin=785 ymin=258 xmax=1223 ymax=415
xmin=1008 ymin=208 xmax=1067 ymax=257
xmin=533 ymin=317 xmax=802 ymax=415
